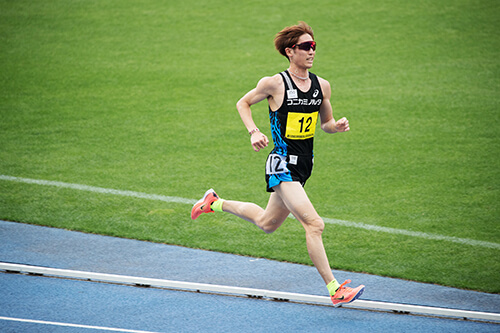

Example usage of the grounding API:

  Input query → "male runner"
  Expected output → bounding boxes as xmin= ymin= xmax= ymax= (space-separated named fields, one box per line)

xmin=191 ymin=22 xmax=364 ymax=306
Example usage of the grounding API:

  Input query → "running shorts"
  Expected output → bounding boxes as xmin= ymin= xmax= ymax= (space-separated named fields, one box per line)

xmin=265 ymin=153 xmax=313 ymax=192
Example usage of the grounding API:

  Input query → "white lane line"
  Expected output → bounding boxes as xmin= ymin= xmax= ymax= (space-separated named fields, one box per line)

xmin=2 ymin=262 xmax=499 ymax=323
xmin=321 ymin=217 xmax=500 ymax=250
xmin=1 ymin=174 xmax=499 ymax=250
xmin=0 ymin=315 xmax=161 ymax=333
xmin=0 ymin=175 xmax=196 ymax=205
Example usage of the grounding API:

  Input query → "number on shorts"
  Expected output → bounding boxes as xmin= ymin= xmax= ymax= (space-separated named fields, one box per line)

xmin=266 ymin=154 xmax=288 ymax=175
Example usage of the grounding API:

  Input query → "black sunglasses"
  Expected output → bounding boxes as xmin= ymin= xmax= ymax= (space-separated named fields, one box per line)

xmin=291 ymin=41 xmax=316 ymax=51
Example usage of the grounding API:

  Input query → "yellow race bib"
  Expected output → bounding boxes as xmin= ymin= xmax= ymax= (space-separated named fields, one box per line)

xmin=285 ymin=111 xmax=319 ymax=140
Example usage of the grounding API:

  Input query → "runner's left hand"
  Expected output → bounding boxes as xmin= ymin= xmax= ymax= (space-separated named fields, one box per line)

xmin=335 ymin=117 xmax=350 ymax=132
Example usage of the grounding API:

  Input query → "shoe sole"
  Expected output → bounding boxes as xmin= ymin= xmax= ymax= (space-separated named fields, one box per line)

xmin=333 ymin=286 xmax=365 ymax=307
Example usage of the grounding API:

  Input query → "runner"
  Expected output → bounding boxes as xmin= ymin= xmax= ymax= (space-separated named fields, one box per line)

xmin=191 ymin=21 xmax=364 ymax=306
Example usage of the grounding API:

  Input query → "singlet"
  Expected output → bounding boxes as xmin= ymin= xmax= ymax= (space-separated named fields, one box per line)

xmin=269 ymin=70 xmax=324 ymax=157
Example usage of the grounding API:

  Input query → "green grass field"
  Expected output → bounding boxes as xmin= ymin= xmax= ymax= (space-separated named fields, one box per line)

xmin=1 ymin=0 xmax=499 ymax=293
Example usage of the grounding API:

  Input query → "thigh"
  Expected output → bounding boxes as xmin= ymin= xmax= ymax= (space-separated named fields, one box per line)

xmin=273 ymin=182 xmax=321 ymax=225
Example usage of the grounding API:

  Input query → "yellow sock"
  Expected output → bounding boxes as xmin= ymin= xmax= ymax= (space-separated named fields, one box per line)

xmin=211 ymin=198 xmax=225 ymax=212
xmin=327 ymin=279 xmax=341 ymax=296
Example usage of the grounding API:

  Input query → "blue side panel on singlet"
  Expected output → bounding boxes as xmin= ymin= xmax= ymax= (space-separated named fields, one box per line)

xmin=269 ymin=110 xmax=287 ymax=156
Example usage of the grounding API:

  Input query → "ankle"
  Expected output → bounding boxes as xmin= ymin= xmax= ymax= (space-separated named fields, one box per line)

xmin=211 ymin=199 xmax=225 ymax=212
xmin=327 ymin=279 xmax=341 ymax=295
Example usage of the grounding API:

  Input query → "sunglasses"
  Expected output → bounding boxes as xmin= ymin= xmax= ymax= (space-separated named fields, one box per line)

xmin=291 ymin=41 xmax=316 ymax=51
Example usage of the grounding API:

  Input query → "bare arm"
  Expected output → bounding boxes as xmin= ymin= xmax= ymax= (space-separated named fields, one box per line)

xmin=236 ymin=76 xmax=280 ymax=152
xmin=318 ymin=77 xmax=350 ymax=134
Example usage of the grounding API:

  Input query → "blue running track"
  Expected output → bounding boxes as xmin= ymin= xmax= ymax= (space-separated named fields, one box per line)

xmin=1 ymin=221 xmax=499 ymax=332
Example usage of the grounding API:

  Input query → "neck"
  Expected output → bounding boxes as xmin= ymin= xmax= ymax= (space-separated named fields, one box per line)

xmin=288 ymin=67 xmax=309 ymax=81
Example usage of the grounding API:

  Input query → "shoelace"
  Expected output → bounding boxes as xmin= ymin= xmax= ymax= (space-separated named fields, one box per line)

xmin=334 ymin=279 xmax=352 ymax=297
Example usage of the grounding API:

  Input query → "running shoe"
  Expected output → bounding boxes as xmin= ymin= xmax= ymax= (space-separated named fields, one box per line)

xmin=330 ymin=279 xmax=365 ymax=307
xmin=191 ymin=189 xmax=219 ymax=220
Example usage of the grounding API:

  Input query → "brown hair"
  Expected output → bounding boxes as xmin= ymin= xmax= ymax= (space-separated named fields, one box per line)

xmin=274 ymin=21 xmax=314 ymax=59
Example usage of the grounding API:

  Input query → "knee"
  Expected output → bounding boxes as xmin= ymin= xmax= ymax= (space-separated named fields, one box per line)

xmin=259 ymin=217 xmax=282 ymax=234
xmin=303 ymin=215 xmax=325 ymax=236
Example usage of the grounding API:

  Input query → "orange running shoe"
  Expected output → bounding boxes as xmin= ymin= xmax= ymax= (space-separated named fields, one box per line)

xmin=330 ymin=279 xmax=365 ymax=307
xmin=191 ymin=189 xmax=219 ymax=220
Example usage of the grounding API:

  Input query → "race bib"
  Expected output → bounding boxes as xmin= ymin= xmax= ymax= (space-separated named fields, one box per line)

xmin=265 ymin=154 xmax=289 ymax=175
xmin=285 ymin=111 xmax=319 ymax=140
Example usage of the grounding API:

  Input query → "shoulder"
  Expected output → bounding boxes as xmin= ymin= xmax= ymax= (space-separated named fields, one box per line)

xmin=257 ymin=73 xmax=283 ymax=88
xmin=314 ymin=74 xmax=331 ymax=90
xmin=256 ymin=73 xmax=284 ymax=95
xmin=315 ymin=75 xmax=331 ymax=98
